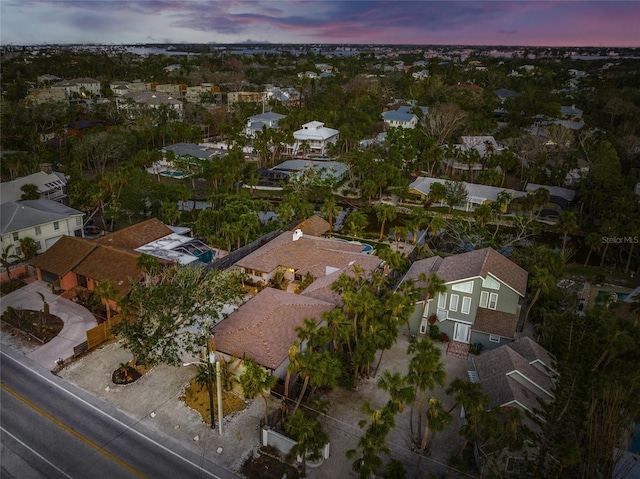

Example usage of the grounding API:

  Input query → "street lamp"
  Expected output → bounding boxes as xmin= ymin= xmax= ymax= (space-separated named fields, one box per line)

xmin=183 ymin=342 xmax=223 ymax=435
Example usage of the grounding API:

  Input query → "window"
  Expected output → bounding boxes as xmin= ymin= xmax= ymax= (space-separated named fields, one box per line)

xmin=35 ymin=226 xmax=42 ymax=236
xmin=35 ymin=241 xmax=41 ymax=251
xmin=480 ymin=291 xmax=489 ymax=308
xmin=419 ymin=318 xmax=428 ymax=335
xmin=15 ymin=246 xmax=22 ymax=256
xmin=461 ymin=296 xmax=472 ymax=314
xmin=53 ymin=221 xmax=60 ymax=231
xmin=13 ymin=232 xmax=19 ymax=241
xmin=449 ymin=294 xmax=459 ymax=312
xmin=483 ymin=276 xmax=501 ymax=290
xmin=452 ymin=281 xmax=474 ymax=293
xmin=437 ymin=293 xmax=447 ymax=309
xmin=76 ymin=217 xmax=82 ymax=226
xmin=488 ymin=293 xmax=498 ymax=310
xmin=489 ymin=334 xmax=501 ymax=343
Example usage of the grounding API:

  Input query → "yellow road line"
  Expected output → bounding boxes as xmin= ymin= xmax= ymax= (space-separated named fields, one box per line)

xmin=1 ymin=382 xmax=147 ymax=479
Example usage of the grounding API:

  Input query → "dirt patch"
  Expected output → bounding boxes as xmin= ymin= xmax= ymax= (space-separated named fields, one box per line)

xmin=1 ymin=308 xmax=64 ymax=343
xmin=179 ymin=377 xmax=246 ymax=426
xmin=240 ymin=446 xmax=300 ymax=479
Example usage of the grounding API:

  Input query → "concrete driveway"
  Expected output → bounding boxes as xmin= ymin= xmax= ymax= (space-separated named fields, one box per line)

xmin=1 ymin=281 xmax=97 ymax=370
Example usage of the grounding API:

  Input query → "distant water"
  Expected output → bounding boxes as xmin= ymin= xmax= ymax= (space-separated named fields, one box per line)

xmin=125 ymin=47 xmax=196 ymax=56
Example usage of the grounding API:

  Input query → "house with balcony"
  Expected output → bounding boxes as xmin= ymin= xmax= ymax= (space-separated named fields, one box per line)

xmin=291 ymin=121 xmax=339 ymax=155
xmin=1 ymin=167 xmax=68 ymax=204
xmin=1 ymin=199 xmax=84 ymax=255
xmin=402 ymin=247 xmax=528 ymax=355
xmin=245 ymin=112 xmax=286 ymax=138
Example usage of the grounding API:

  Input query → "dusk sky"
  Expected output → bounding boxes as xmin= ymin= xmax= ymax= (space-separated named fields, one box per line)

xmin=1 ymin=1 xmax=639 ymax=47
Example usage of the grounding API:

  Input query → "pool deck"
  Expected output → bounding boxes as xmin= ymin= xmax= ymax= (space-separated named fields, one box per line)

xmin=587 ymin=283 xmax=635 ymax=308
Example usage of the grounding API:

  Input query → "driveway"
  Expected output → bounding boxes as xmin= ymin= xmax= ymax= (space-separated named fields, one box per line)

xmin=1 ymin=281 xmax=97 ymax=370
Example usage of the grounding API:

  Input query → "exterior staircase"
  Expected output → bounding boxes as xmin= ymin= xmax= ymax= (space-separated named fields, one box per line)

xmin=446 ymin=340 xmax=470 ymax=359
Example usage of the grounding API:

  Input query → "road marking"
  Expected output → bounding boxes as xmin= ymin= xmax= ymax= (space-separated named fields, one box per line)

xmin=1 ymin=350 xmax=227 ymax=478
xmin=1 ymin=426 xmax=74 ymax=479
xmin=1 ymin=382 xmax=146 ymax=479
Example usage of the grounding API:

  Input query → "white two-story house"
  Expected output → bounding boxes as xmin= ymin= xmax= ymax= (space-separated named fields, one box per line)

xmin=1 ymin=199 xmax=85 ymax=255
xmin=291 ymin=121 xmax=339 ymax=155
xmin=403 ymin=247 xmax=528 ymax=352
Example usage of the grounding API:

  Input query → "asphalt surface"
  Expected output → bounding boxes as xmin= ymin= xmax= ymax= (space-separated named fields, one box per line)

xmin=0 ymin=347 xmax=241 ymax=479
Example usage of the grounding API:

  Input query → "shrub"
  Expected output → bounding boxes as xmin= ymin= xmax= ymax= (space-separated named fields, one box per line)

xmin=469 ymin=342 xmax=484 ymax=355
xmin=439 ymin=332 xmax=450 ymax=342
xmin=428 ymin=324 xmax=440 ymax=340
xmin=427 ymin=314 xmax=438 ymax=325
xmin=1 ymin=279 xmax=24 ymax=295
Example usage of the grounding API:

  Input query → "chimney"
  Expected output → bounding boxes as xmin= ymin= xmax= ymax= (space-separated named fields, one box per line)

xmin=40 ymin=163 xmax=52 ymax=174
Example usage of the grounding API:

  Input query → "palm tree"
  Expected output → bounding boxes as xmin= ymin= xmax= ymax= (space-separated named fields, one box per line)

xmin=240 ymin=357 xmax=277 ymax=425
xmin=428 ymin=214 xmax=445 ymax=244
xmin=446 ymin=378 xmax=489 ymax=455
xmin=556 ymin=210 xmax=578 ymax=260
xmin=18 ymin=237 xmax=37 ymax=261
xmin=407 ymin=337 xmax=447 ymax=444
xmin=522 ymin=266 xmax=556 ymax=331
xmin=1 ymin=245 xmax=19 ymax=280
xmin=376 ymin=203 xmax=397 ymax=240
xmin=94 ymin=280 xmax=119 ymax=322
xmin=474 ymin=204 xmax=494 ymax=228
xmin=320 ymin=196 xmax=341 ymax=233
xmin=285 ymin=409 xmax=328 ymax=478
xmin=377 ymin=370 xmax=415 ymax=415
xmin=418 ymin=273 xmax=447 ymax=335
xmin=419 ymin=397 xmax=452 ymax=471
xmin=347 ymin=402 xmax=394 ymax=479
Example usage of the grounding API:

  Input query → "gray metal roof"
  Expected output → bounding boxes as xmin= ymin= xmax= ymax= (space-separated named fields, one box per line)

xmin=163 ymin=143 xmax=218 ymax=160
xmin=1 ymin=200 xmax=83 ymax=234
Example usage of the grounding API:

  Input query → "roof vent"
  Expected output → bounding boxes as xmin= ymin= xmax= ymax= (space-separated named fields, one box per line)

xmin=292 ymin=229 xmax=303 ymax=241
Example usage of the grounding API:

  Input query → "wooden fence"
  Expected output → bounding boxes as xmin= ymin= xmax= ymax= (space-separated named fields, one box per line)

xmin=85 ymin=315 xmax=123 ymax=350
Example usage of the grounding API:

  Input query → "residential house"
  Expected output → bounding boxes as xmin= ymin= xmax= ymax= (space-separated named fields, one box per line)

xmin=403 ymin=247 xmax=528 ymax=352
xmin=1 ymin=199 xmax=84 ymax=255
xmin=231 ymin=229 xmax=382 ymax=292
xmin=155 ymin=83 xmax=187 ymax=99
xmin=50 ymin=77 xmax=101 ymax=99
xmin=271 ymin=159 xmax=348 ymax=184
xmin=412 ymin=69 xmax=430 ymax=80
xmin=245 ymin=112 xmax=286 ymax=138
xmin=116 ymin=91 xmax=183 ymax=117
xmin=494 ymin=88 xmax=521 ymax=102
xmin=31 ymin=218 xmax=214 ymax=296
xmin=442 ymin=136 xmax=505 ymax=180
xmin=1 ymin=167 xmax=68 ymax=204
xmin=212 ymin=287 xmax=336 ymax=378
xmin=227 ymin=91 xmax=266 ymax=105
xmin=264 ymin=85 xmax=300 ymax=106
xmin=30 ymin=235 xmax=142 ymax=297
xmin=184 ymin=84 xmax=219 ymax=104
xmin=471 ymin=337 xmax=556 ymax=475
xmin=24 ymin=88 xmax=67 ymax=104
xmin=291 ymin=121 xmax=339 ymax=155
xmin=408 ymin=176 xmax=526 ymax=212
xmin=162 ymin=142 xmax=220 ymax=161
xmin=382 ymin=105 xmax=428 ymax=129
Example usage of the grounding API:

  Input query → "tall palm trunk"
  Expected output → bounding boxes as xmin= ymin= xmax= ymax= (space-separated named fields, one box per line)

xmin=292 ymin=374 xmax=310 ymax=415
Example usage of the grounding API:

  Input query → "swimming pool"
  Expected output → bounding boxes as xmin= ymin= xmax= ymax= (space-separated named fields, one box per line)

xmin=596 ymin=289 xmax=630 ymax=305
xmin=160 ymin=170 xmax=187 ymax=179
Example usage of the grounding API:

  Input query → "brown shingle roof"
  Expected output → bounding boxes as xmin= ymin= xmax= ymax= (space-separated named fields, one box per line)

xmin=235 ymin=231 xmax=382 ymax=279
xmin=212 ymin=288 xmax=335 ymax=370
xmin=73 ymin=246 xmax=142 ymax=296
xmin=294 ymin=215 xmax=331 ymax=236
xmin=30 ymin=235 xmax=96 ymax=276
xmin=407 ymin=248 xmax=527 ymax=296
xmin=474 ymin=339 xmax=554 ymax=412
xmin=95 ymin=218 xmax=173 ymax=251
xmin=472 ymin=308 xmax=518 ymax=339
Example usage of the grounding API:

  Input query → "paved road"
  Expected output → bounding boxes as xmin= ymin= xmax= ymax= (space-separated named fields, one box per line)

xmin=0 ymin=281 xmax=97 ymax=369
xmin=0 ymin=347 xmax=241 ymax=479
